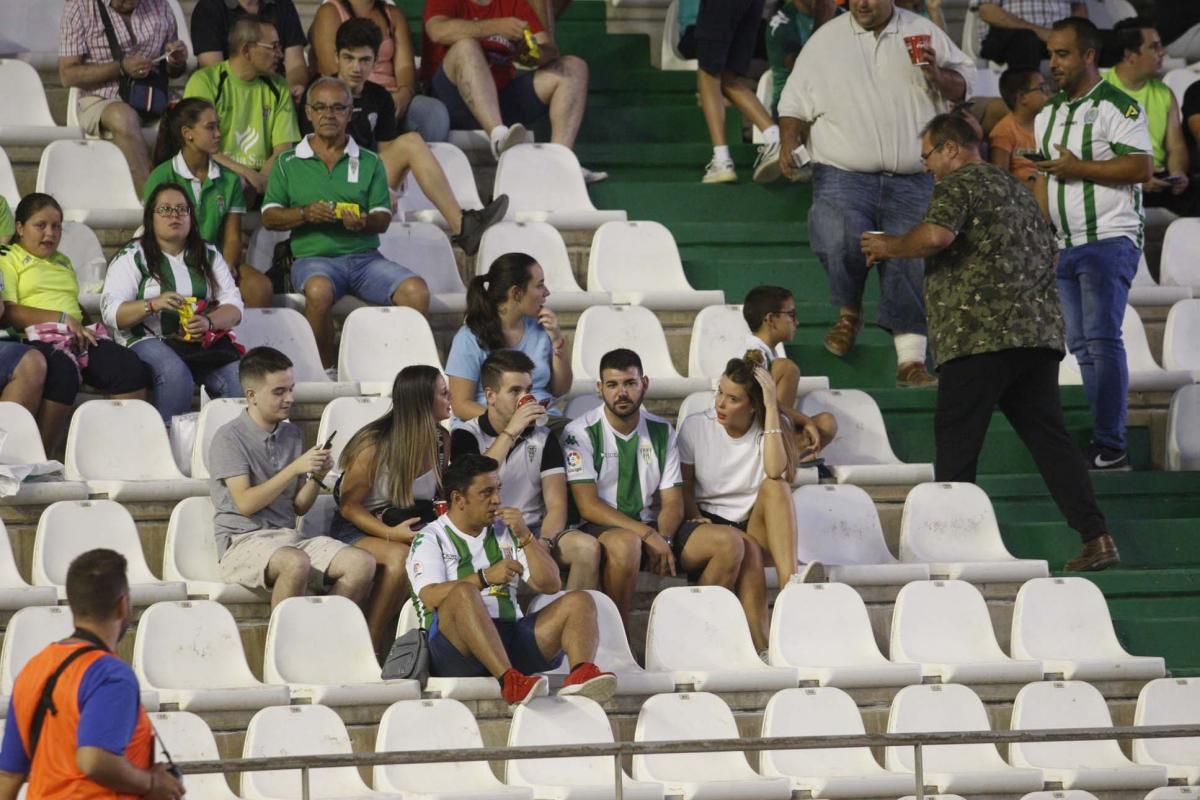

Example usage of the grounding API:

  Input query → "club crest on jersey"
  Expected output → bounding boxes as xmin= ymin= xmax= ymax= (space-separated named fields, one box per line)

xmin=1085 ymin=107 xmax=1099 ymax=124
xmin=527 ymin=442 xmax=538 ymax=462
xmin=639 ymin=441 xmax=654 ymax=465
xmin=566 ymin=450 xmax=582 ymax=470
xmin=412 ymin=561 xmax=424 ymax=577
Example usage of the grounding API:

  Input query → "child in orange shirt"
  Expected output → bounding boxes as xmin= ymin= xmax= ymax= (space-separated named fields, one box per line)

xmin=989 ymin=68 xmax=1050 ymax=187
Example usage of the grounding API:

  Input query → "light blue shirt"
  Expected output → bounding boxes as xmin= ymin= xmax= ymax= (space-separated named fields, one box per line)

xmin=445 ymin=317 xmax=556 ymax=407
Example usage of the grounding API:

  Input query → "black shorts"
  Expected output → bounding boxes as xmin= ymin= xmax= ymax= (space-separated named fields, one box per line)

xmin=578 ymin=515 xmax=747 ymax=575
xmin=32 ymin=339 xmax=149 ymax=405
xmin=428 ymin=608 xmax=563 ymax=677
xmin=431 ymin=67 xmax=551 ymax=131
xmin=695 ymin=0 xmax=765 ymax=76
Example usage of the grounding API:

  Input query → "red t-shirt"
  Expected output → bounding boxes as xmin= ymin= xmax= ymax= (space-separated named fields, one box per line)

xmin=422 ymin=0 xmax=544 ymax=90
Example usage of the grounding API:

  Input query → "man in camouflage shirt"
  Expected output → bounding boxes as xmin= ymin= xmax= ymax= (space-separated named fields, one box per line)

xmin=861 ymin=113 xmax=1119 ymax=573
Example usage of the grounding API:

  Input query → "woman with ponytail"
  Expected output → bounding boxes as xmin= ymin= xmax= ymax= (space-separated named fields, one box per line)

xmin=445 ymin=253 xmax=571 ymax=423
xmin=144 ymin=98 xmax=273 ymax=308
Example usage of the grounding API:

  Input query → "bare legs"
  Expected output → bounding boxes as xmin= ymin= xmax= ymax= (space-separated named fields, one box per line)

xmin=379 ymin=133 xmax=464 ymax=233
xmin=678 ymin=524 xmax=769 ymax=651
xmin=745 ymin=477 xmax=797 ymax=584
xmin=352 ymin=537 xmax=412 ymax=653
xmin=697 ymin=69 xmax=774 ymax=148
xmin=264 ymin=545 xmax=375 ymax=610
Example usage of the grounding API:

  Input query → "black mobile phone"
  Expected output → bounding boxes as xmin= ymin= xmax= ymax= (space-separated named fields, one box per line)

xmin=321 ymin=430 xmax=337 ymax=450
xmin=1016 ymin=148 xmax=1050 ymax=162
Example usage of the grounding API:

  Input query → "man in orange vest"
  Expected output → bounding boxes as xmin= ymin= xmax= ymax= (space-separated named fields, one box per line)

xmin=0 ymin=549 xmax=185 ymax=799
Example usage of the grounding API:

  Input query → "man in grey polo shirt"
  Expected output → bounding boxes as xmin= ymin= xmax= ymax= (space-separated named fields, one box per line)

xmin=209 ymin=346 xmax=376 ymax=606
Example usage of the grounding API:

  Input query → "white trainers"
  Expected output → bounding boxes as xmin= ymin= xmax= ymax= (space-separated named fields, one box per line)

xmin=581 ymin=166 xmax=609 ymax=184
xmin=489 ymin=123 xmax=528 ymax=160
xmin=753 ymin=140 xmax=783 ymax=183
xmin=702 ymin=158 xmax=737 ymax=184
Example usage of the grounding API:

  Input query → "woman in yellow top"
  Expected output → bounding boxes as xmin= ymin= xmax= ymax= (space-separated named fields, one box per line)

xmin=0 ymin=194 xmax=150 ymax=453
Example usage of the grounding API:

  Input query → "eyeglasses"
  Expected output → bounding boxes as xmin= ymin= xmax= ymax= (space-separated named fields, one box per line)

xmin=253 ymin=41 xmax=282 ymax=52
xmin=307 ymin=103 xmax=351 ymax=115
xmin=1021 ymin=82 xmax=1051 ymax=95
xmin=772 ymin=308 xmax=798 ymax=321
xmin=154 ymin=204 xmax=191 ymax=217
xmin=920 ymin=142 xmax=945 ymax=163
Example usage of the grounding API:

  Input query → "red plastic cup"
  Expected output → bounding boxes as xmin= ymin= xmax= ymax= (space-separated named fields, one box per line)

xmin=434 ymin=500 xmax=448 ymax=517
xmin=904 ymin=34 xmax=932 ymax=65
xmin=518 ymin=394 xmax=537 ymax=408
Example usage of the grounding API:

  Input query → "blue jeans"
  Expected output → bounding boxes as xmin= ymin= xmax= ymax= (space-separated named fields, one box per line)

xmin=401 ymin=95 xmax=450 ymax=143
xmin=1056 ymin=236 xmax=1140 ymax=451
xmin=131 ymin=337 xmax=242 ymax=423
xmin=808 ymin=164 xmax=933 ymax=334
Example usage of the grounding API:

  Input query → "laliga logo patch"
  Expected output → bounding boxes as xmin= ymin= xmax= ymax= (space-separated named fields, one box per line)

xmin=566 ymin=450 xmax=582 ymax=470
xmin=412 ymin=561 xmax=424 ymax=577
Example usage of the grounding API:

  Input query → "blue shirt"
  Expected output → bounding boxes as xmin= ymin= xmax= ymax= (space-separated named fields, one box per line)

xmin=445 ymin=317 xmax=555 ymax=407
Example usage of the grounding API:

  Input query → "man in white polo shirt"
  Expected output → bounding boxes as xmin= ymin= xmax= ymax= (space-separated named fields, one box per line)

xmin=777 ymin=0 xmax=974 ymax=387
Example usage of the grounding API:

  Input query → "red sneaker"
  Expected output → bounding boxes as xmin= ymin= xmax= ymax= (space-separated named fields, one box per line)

xmin=501 ymin=669 xmax=547 ymax=708
xmin=558 ymin=662 xmax=617 ymax=704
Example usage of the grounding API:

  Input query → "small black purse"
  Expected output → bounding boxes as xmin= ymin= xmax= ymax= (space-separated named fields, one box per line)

xmin=381 ymin=628 xmax=430 ymax=683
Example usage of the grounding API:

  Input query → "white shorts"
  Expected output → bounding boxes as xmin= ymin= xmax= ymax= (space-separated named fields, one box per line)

xmin=219 ymin=528 xmax=348 ymax=591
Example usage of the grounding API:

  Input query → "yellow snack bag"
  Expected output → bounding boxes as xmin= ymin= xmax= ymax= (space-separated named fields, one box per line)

xmin=177 ymin=296 xmax=199 ymax=340
xmin=517 ymin=28 xmax=540 ymax=67
xmin=334 ymin=202 xmax=361 ymax=219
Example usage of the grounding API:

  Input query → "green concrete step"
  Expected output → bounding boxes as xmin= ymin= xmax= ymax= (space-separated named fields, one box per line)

xmin=1003 ymin=520 xmax=1200 ymax=569
xmin=590 ymin=181 xmax=810 ymax=222
xmin=1110 ymin=616 xmax=1200 ymax=669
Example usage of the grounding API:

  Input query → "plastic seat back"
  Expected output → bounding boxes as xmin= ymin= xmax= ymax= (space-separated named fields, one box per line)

xmin=265 ymin=595 xmax=381 ymax=684
xmin=242 ymin=705 xmax=371 ymax=799
xmin=316 ymin=396 xmax=392 ymax=467
xmin=587 ymin=220 xmax=699 ymax=294
xmin=57 ymin=222 xmax=108 ymax=293
xmin=163 ymin=496 xmax=222 ymax=583
xmin=676 ymin=391 xmax=713 ymax=427
xmin=133 ymin=600 xmax=261 ymax=690
xmin=476 ymin=220 xmax=587 ymax=293
xmin=337 ymin=306 xmax=441 ymax=383
xmin=508 ymin=696 xmax=619 ymax=786
xmin=398 ymin=141 xmax=483 ymax=221
xmin=35 ymin=140 xmax=141 ymax=221
xmin=191 ymin=398 xmax=246 ymax=479
xmin=1164 ymin=68 xmax=1200 ymax=106
xmin=633 ymin=692 xmax=751 ymax=781
xmin=375 ymin=698 xmax=513 ymax=794
xmin=800 ymin=389 xmax=902 ymax=465
xmin=761 ymin=687 xmax=883 ymax=775
xmin=0 ymin=58 xmax=70 ymax=129
xmin=645 ymin=585 xmax=760 ymax=672
xmin=688 ymin=305 xmax=780 ymax=379
xmin=1010 ymin=680 xmax=1131 ymax=768
xmin=1 ymin=605 xmax=73 ymax=694
xmin=1168 ymin=384 xmax=1200 ymax=470
xmin=234 ymin=308 xmax=330 ymax=384
xmin=495 ymin=143 xmax=598 ymax=215
xmin=768 ymin=582 xmax=888 ymax=669
xmin=33 ymin=499 xmax=163 ymax=588
xmin=791 ymin=484 xmax=898 ymax=566
xmin=65 ymin=399 xmax=185 ymax=481
xmin=1164 ymin=298 xmax=1200 ymax=371
xmin=572 ymin=305 xmax=683 ymax=381
xmin=378 ymin=222 xmax=466 ymax=295
xmin=0 ymin=401 xmax=49 ymax=463
xmin=886 ymin=684 xmax=1004 ymax=772
xmin=149 ymin=711 xmax=239 ymax=799
xmin=900 ymin=482 xmax=1021 ymax=562
xmin=890 ymin=580 xmax=1009 ymax=663
xmin=1011 ymin=577 xmax=1138 ymax=664
xmin=0 ymin=150 xmax=18 ymax=209
xmin=1133 ymin=678 xmax=1200 ymax=774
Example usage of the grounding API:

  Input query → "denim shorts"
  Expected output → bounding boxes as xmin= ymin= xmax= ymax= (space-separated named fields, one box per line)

xmin=291 ymin=249 xmax=417 ymax=305
xmin=0 ymin=341 xmax=32 ymax=386
xmin=429 ymin=608 xmax=563 ymax=677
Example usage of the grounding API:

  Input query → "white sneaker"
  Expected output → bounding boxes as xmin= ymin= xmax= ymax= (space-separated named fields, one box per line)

xmin=581 ymin=166 xmax=609 ymax=184
xmin=702 ymin=158 xmax=737 ymax=184
xmin=490 ymin=123 xmax=527 ymax=160
xmin=753 ymin=140 xmax=783 ymax=183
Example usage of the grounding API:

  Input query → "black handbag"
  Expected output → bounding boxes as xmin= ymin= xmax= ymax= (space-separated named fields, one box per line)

xmin=164 ymin=335 xmax=241 ymax=371
xmin=94 ymin=0 xmax=169 ymax=120
xmin=381 ymin=627 xmax=430 ymax=683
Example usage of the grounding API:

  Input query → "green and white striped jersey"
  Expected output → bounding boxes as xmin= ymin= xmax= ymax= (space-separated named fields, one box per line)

xmin=1034 ymin=80 xmax=1151 ymax=250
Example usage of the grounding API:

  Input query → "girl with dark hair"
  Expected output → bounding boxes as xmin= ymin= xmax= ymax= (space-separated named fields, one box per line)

xmin=144 ymin=98 xmax=273 ymax=308
xmin=445 ymin=253 xmax=571 ymax=422
xmin=101 ymin=183 xmax=245 ymax=424
xmin=0 ymin=193 xmax=149 ymax=453
xmin=333 ymin=364 xmax=451 ymax=650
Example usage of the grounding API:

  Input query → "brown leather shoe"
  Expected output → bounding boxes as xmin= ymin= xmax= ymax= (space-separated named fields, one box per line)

xmin=896 ymin=361 xmax=938 ymax=387
xmin=824 ymin=311 xmax=863 ymax=357
xmin=1065 ymin=534 xmax=1120 ymax=572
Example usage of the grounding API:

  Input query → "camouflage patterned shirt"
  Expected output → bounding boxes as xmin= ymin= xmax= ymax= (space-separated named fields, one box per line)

xmin=922 ymin=161 xmax=1065 ymax=366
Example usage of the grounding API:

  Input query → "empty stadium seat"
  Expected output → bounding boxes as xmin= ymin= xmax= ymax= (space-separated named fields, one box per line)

xmin=676 ymin=390 xmax=714 ymax=428
xmin=1133 ymin=678 xmax=1200 ymax=784
xmin=190 ymin=398 xmax=246 ymax=479
xmin=1011 ymin=577 xmax=1166 ymax=680
xmin=1009 ymin=681 xmax=1169 ymax=791
xmin=687 ymin=305 xmax=778 ymax=380
xmin=0 ymin=520 xmax=56 ymax=610
xmin=571 ymin=305 xmax=711 ymax=399
xmin=396 ymin=601 xmax=503 ymax=701
xmin=36 ymin=139 xmax=142 ymax=228
xmin=242 ymin=704 xmax=392 ymax=799
xmin=396 ymin=141 xmax=485 ymax=227
xmin=527 ymin=590 xmax=674 ymax=695
xmin=759 ymin=687 xmax=915 ymax=798
xmin=799 ymin=390 xmax=935 ymax=485
xmin=507 ymin=696 xmax=665 ymax=800
xmin=1163 ymin=299 xmax=1200 ymax=376
xmin=890 ymin=580 xmax=1043 ymax=684
xmin=633 ymin=692 xmax=791 ymax=800
xmin=58 ymin=222 xmax=108 ymax=315
xmin=65 ymin=399 xmax=208 ymax=501
xmin=768 ymin=581 xmax=920 ymax=688
xmin=476 ymin=221 xmax=610 ymax=311
xmin=374 ymin=698 xmax=533 ymax=800
xmin=0 ymin=401 xmax=88 ymax=504
xmin=1060 ymin=305 xmax=1193 ymax=390
xmin=0 ymin=59 xmax=82 ymax=145
xmin=316 ymin=395 xmax=392 ymax=469
xmin=899 ymin=482 xmax=1050 ymax=582
xmin=163 ymin=496 xmax=266 ymax=603
xmin=494 ymin=144 xmax=627 ymax=229
xmin=1130 ymin=252 xmax=1192 ymax=306
xmin=586 ymin=221 xmax=724 ymax=310
xmin=0 ymin=0 xmax=64 ymax=68
xmin=792 ymin=485 xmax=930 ymax=585
xmin=134 ymin=600 xmax=290 ymax=712
xmin=1020 ymin=793 xmax=1100 ymax=800
xmin=644 ymin=585 xmax=798 ymax=691
xmin=234 ymin=307 xmax=359 ymax=402
xmin=886 ymin=684 xmax=1044 ymax=794
xmin=264 ymin=595 xmax=420 ymax=706
xmin=33 ymin=499 xmax=186 ymax=604
xmin=1 ymin=606 xmax=74 ymax=701
xmin=0 ymin=148 xmax=19 ymax=208
xmin=1145 ymin=790 xmax=1200 ymax=800
xmin=148 ymin=711 xmax=240 ymax=800
xmin=1164 ymin=67 xmax=1200 ymax=105
xmin=1167 ymin=385 xmax=1200 ymax=470
xmin=378 ymin=222 xmax=467 ymax=314
xmin=659 ymin=0 xmax=698 ymax=70
xmin=337 ymin=307 xmax=442 ymax=395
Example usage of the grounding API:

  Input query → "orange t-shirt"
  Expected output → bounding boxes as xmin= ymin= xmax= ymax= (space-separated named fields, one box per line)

xmin=989 ymin=113 xmax=1038 ymax=183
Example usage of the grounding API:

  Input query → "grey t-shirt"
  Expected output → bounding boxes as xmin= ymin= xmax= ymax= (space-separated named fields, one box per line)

xmin=209 ymin=412 xmax=304 ymax=544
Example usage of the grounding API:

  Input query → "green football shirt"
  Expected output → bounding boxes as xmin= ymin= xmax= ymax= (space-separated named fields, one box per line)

xmin=183 ymin=62 xmax=300 ymax=171
xmin=144 ymin=154 xmax=246 ymax=244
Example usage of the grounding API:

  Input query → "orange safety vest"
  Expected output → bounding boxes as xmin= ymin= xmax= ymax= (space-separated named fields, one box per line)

xmin=10 ymin=640 xmax=153 ymax=800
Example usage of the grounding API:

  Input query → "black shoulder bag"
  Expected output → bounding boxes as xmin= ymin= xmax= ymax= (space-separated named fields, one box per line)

xmin=95 ymin=0 xmax=169 ymax=120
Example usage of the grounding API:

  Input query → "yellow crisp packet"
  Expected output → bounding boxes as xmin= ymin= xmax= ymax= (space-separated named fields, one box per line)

xmin=177 ymin=296 xmax=199 ymax=340
xmin=515 ymin=28 xmax=540 ymax=67
xmin=334 ymin=202 xmax=361 ymax=219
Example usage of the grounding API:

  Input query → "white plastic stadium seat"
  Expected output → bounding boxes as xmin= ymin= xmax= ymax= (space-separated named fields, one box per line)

xmin=528 ymin=590 xmax=674 ymax=695
xmin=0 ymin=149 xmax=19 ymax=208
xmin=659 ymin=0 xmax=698 ymax=70
xmin=396 ymin=601 xmax=502 ymax=701
xmin=571 ymin=305 xmax=711 ymax=399
xmin=494 ymin=144 xmax=627 ymax=229
xmin=148 ymin=711 xmax=240 ymax=800
xmin=1 ymin=606 xmax=74 ymax=699
xmin=792 ymin=485 xmax=930 ymax=585
xmin=1133 ymin=678 xmax=1200 ymax=784
xmin=890 ymin=580 xmax=1043 ymax=684
xmin=688 ymin=305 xmax=780 ymax=379
xmin=448 ymin=126 xmax=533 ymax=154
xmin=1009 ymin=681 xmax=1169 ymax=791
xmin=899 ymin=483 xmax=1050 ymax=582
xmin=243 ymin=704 xmax=399 ymax=800
xmin=586 ymin=221 xmax=724 ymax=310
xmin=379 ymin=222 xmax=467 ymax=314
xmin=0 ymin=401 xmax=88 ymax=504
xmin=298 ymin=492 xmax=338 ymax=538
xmin=316 ymin=395 xmax=392 ymax=468
xmin=397 ymin=141 xmax=485 ymax=226
xmin=374 ymin=698 xmax=533 ymax=800
xmin=644 ymin=586 xmax=798 ymax=691
xmin=676 ymin=390 xmax=714 ymax=428
xmin=58 ymin=222 xmax=108 ymax=315
xmin=1011 ymin=577 xmax=1166 ymax=681
xmin=33 ymin=500 xmax=186 ymax=604
xmin=134 ymin=600 xmax=290 ymax=712
xmin=1059 ymin=305 xmax=1193 ymax=391
xmin=337 ymin=307 xmax=442 ymax=395
xmin=768 ymin=582 xmax=921 ymax=688
xmin=0 ymin=59 xmax=83 ymax=144
xmin=507 ymin=696 xmax=665 ymax=800
xmin=190 ymin=398 xmax=246 ymax=479
xmin=760 ymin=687 xmax=915 ymax=799
xmin=1163 ymin=299 xmax=1200 ymax=377
xmin=264 ymin=596 xmax=420 ymax=706
xmin=0 ymin=520 xmax=56 ymax=610
xmin=476 ymin=221 xmax=610 ymax=311
xmin=1167 ymin=385 xmax=1200 ymax=471
xmin=1130 ymin=252 xmax=1192 ymax=306
xmin=1020 ymin=793 xmax=1100 ymax=800
xmin=0 ymin=0 xmax=64 ymax=68
xmin=886 ymin=684 xmax=1044 ymax=794
xmin=799 ymin=389 xmax=934 ymax=484
xmin=563 ymin=393 xmax=602 ymax=419
xmin=36 ymin=140 xmax=142 ymax=227
xmin=164 ymin=496 xmax=266 ymax=603
xmin=1163 ymin=67 xmax=1200 ymax=106
xmin=65 ymin=399 xmax=208 ymax=501
xmin=633 ymin=692 xmax=791 ymax=800
xmin=1145 ymin=790 xmax=1200 ymax=800
xmin=234 ymin=307 xmax=359 ymax=402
